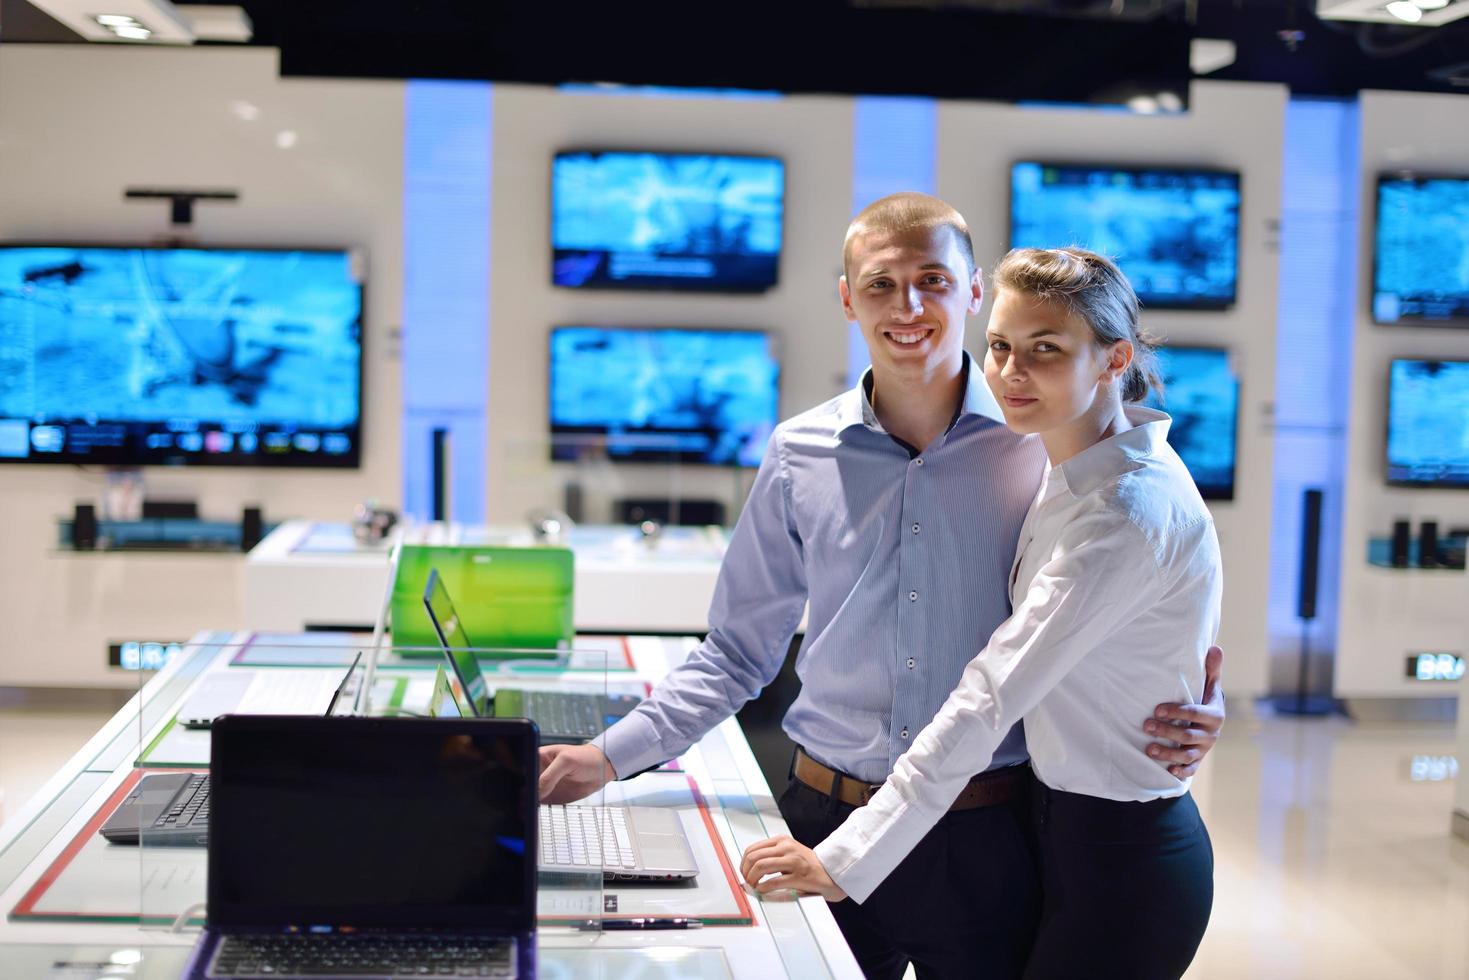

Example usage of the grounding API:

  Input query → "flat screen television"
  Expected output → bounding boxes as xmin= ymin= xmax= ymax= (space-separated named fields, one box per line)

xmin=1141 ymin=346 xmax=1239 ymax=500
xmin=0 ymin=245 xmax=362 ymax=467
xmin=1010 ymin=162 xmax=1241 ymax=310
xmin=1373 ymin=174 xmax=1469 ymax=325
xmin=1387 ymin=359 xmax=1469 ymax=488
xmin=551 ymin=151 xmax=785 ymax=292
xmin=548 ymin=326 xmax=779 ymax=467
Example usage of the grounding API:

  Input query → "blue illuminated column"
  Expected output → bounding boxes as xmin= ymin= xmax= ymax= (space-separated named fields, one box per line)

xmin=848 ymin=97 xmax=938 ymax=386
xmin=1267 ymin=97 xmax=1360 ymax=671
xmin=402 ymin=81 xmax=492 ymax=523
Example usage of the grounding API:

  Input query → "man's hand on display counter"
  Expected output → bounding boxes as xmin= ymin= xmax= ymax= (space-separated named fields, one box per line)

xmin=1144 ymin=644 xmax=1226 ymax=779
xmin=739 ymin=836 xmax=848 ymax=903
xmin=537 ymin=743 xmax=617 ymax=804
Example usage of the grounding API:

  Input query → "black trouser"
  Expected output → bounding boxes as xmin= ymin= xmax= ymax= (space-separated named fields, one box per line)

xmin=1023 ymin=784 xmax=1213 ymax=980
xmin=777 ymin=776 xmax=1041 ymax=980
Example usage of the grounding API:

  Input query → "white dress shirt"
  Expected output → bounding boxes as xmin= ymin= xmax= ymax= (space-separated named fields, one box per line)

xmin=815 ymin=405 xmax=1222 ymax=904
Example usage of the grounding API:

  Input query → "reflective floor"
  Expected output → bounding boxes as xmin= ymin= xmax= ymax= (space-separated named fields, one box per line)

xmin=0 ymin=691 xmax=1465 ymax=979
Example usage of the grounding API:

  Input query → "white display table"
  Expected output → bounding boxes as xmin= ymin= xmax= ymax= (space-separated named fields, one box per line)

xmin=244 ymin=520 xmax=733 ymax=635
xmin=0 ymin=630 xmax=861 ymax=979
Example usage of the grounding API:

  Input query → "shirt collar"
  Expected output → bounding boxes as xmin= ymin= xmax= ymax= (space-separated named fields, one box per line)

xmin=835 ymin=351 xmax=1008 ymax=436
xmin=1052 ymin=404 xmax=1173 ymax=498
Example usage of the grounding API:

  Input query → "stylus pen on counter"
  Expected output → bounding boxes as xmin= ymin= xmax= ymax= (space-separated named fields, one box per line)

xmin=591 ymin=917 xmax=703 ymax=931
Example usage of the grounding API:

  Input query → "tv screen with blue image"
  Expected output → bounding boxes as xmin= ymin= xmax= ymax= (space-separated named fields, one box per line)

xmin=551 ymin=151 xmax=784 ymax=292
xmin=549 ymin=326 xmax=779 ymax=467
xmin=1373 ymin=175 xmax=1469 ymax=325
xmin=1011 ymin=162 xmax=1241 ymax=310
xmin=1141 ymin=346 xmax=1239 ymax=500
xmin=1387 ymin=359 xmax=1469 ymax=488
xmin=0 ymin=245 xmax=362 ymax=467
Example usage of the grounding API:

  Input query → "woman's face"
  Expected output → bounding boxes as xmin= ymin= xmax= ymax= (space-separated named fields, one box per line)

xmin=983 ymin=289 xmax=1128 ymax=437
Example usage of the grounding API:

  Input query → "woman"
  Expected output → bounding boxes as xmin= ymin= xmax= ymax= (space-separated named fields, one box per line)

xmin=741 ymin=246 xmax=1219 ymax=979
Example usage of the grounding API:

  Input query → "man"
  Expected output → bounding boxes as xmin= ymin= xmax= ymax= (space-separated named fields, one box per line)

xmin=540 ymin=193 xmax=1225 ymax=978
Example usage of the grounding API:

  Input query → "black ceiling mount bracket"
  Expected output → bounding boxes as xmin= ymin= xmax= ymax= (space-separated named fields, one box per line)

xmin=123 ymin=188 xmax=240 ymax=226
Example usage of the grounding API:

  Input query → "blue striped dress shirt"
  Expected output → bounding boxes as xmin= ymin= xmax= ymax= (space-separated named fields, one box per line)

xmin=598 ymin=352 xmax=1049 ymax=784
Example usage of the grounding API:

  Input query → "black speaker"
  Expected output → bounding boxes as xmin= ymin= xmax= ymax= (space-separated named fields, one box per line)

xmin=1297 ymin=489 xmax=1323 ymax=621
xmin=1391 ymin=520 xmax=1411 ymax=568
xmin=431 ymin=427 xmax=450 ymax=522
xmin=563 ymin=482 xmax=584 ymax=524
xmin=616 ymin=497 xmax=727 ymax=527
xmin=241 ymin=506 xmax=264 ymax=552
xmin=72 ymin=503 xmax=97 ymax=550
xmin=1419 ymin=520 xmax=1439 ymax=568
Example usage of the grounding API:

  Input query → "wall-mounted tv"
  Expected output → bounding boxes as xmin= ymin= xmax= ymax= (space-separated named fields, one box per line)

xmin=0 ymin=245 xmax=362 ymax=468
xmin=549 ymin=326 xmax=779 ymax=467
xmin=1373 ymin=174 xmax=1469 ymax=325
xmin=551 ymin=151 xmax=785 ymax=292
xmin=1141 ymin=345 xmax=1239 ymax=500
xmin=1387 ymin=359 xmax=1469 ymax=488
xmin=1010 ymin=162 xmax=1241 ymax=310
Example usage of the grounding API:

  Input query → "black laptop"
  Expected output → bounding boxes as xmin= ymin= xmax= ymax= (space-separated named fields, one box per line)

xmin=180 ymin=715 xmax=538 ymax=980
xmin=422 ymin=568 xmax=640 ymax=744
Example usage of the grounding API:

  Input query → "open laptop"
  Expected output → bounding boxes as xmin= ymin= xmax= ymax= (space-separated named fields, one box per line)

xmin=180 ymin=715 xmax=537 ymax=980
xmin=427 ymin=569 xmax=698 ymax=883
xmin=102 ymin=654 xmax=362 ymax=847
xmin=421 ymin=567 xmax=641 ymax=745
xmin=176 ymin=651 xmax=363 ymax=730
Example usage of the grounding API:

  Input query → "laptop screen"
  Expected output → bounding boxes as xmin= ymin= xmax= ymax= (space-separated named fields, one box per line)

xmin=208 ymin=716 xmax=537 ymax=931
xmin=424 ymin=568 xmax=490 ymax=716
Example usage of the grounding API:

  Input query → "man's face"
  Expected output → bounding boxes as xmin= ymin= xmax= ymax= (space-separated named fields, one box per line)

xmin=982 ymin=289 xmax=1126 ymax=436
xmin=840 ymin=224 xmax=982 ymax=380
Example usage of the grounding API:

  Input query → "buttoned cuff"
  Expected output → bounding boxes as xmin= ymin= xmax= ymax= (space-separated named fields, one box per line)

xmin=594 ymin=710 xmax=672 ymax=782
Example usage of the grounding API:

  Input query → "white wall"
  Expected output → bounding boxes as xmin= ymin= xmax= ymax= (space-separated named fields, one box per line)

xmin=1335 ymin=90 xmax=1469 ymax=700
xmin=0 ymin=45 xmax=404 ymax=686
xmin=935 ymin=81 xmax=1287 ymax=696
xmin=485 ymin=86 xmax=855 ymax=525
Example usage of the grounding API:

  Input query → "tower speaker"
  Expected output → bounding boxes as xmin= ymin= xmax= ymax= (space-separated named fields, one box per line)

xmin=1419 ymin=520 xmax=1439 ymax=568
xmin=241 ymin=506 xmax=264 ymax=552
xmin=1390 ymin=520 xmax=1411 ymax=568
xmin=1297 ymin=489 xmax=1322 ymax=621
xmin=431 ymin=427 xmax=450 ymax=522
xmin=72 ymin=503 xmax=97 ymax=551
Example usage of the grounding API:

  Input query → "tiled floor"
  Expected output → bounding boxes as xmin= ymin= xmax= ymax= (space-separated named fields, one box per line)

xmin=0 ymin=690 xmax=1465 ymax=979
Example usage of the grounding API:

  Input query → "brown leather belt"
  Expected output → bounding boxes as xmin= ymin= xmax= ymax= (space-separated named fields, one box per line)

xmin=793 ymin=747 xmax=1029 ymax=811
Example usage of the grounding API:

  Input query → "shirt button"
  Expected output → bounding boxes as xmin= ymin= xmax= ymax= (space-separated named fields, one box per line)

xmin=900 ymin=728 xmax=909 ymax=739
xmin=915 ymin=458 xmax=924 ymax=466
xmin=912 ymin=523 xmax=920 ymax=534
xmin=908 ymin=590 xmax=918 ymax=601
xmin=906 ymin=658 xmax=915 ymax=669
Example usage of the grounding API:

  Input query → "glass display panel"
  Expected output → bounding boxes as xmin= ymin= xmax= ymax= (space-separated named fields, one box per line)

xmin=0 ymin=246 xmax=362 ymax=467
xmin=549 ymin=326 xmax=779 ymax=467
xmin=1141 ymin=346 xmax=1239 ymax=500
xmin=1373 ymin=175 xmax=1469 ymax=325
xmin=1010 ymin=162 xmax=1241 ymax=309
xmin=1387 ymin=359 xmax=1469 ymax=488
xmin=551 ymin=151 xmax=784 ymax=292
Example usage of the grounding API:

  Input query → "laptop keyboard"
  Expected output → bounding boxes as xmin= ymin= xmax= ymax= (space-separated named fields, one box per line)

xmin=539 ymin=804 xmax=636 ymax=870
xmin=519 ymin=691 xmax=606 ymax=739
xmin=155 ymin=773 xmax=209 ymax=829
xmin=210 ymin=934 xmax=514 ymax=978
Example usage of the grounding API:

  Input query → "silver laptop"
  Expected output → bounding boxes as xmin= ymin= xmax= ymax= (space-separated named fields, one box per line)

xmin=177 ymin=656 xmax=361 ymax=729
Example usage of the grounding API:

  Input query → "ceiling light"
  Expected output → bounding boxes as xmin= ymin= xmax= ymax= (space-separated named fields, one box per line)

xmin=1385 ymin=0 xmax=1425 ymax=20
xmin=275 ymin=130 xmax=298 ymax=149
xmin=1413 ymin=0 xmax=1449 ymax=8
xmin=94 ymin=14 xmax=138 ymax=27
xmin=112 ymin=25 xmax=154 ymax=39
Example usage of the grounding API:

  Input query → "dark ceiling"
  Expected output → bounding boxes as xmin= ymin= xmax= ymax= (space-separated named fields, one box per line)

xmin=4 ymin=0 xmax=1468 ymax=102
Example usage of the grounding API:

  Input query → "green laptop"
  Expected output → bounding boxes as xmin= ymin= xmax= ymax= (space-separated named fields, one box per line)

xmin=390 ymin=544 xmax=574 ymax=659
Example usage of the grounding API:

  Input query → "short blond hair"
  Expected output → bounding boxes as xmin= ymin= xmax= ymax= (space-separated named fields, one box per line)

xmin=992 ymin=247 xmax=1162 ymax=403
xmin=843 ymin=192 xmax=975 ymax=278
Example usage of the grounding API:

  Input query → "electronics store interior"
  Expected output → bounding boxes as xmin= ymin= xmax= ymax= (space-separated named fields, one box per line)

xmin=1 ymin=3 xmax=1468 ymax=979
